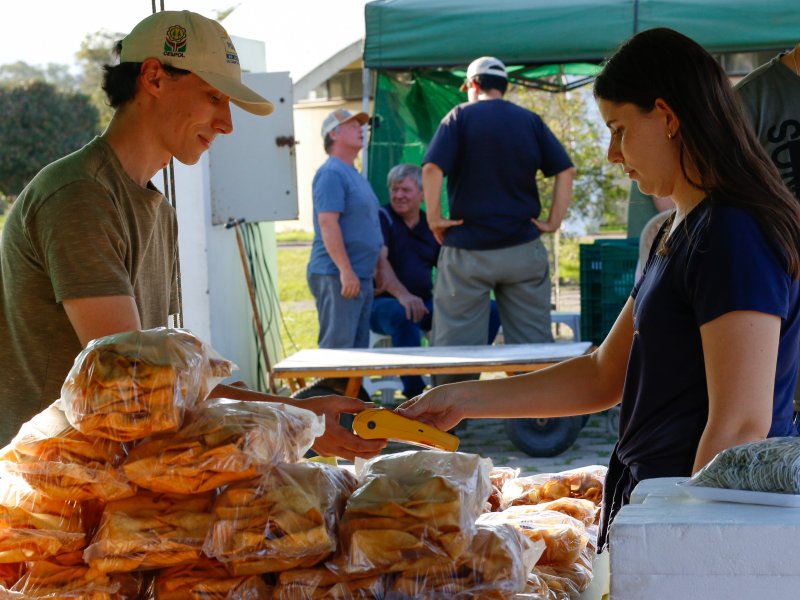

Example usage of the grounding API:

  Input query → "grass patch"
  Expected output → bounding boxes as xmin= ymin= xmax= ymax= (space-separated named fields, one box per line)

xmin=276 ymin=230 xmax=314 ymax=243
xmin=277 ymin=247 xmax=313 ymax=303
xmin=276 ymin=245 xmax=320 ymax=354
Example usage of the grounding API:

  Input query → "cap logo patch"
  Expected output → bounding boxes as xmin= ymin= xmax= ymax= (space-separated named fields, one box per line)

xmin=164 ymin=25 xmax=187 ymax=58
xmin=225 ymin=39 xmax=240 ymax=65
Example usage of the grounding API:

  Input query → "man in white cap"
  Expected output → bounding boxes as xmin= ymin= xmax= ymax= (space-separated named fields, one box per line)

xmin=422 ymin=56 xmax=576 ymax=384
xmin=307 ymin=109 xmax=383 ymax=349
xmin=0 ymin=11 xmax=384 ymax=460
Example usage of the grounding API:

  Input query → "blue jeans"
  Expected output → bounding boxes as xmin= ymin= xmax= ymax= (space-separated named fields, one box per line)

xmin=370 ymin=296 xmax=501 ymax=397
xmin=308 ymin=273 xmax=373 ymax=349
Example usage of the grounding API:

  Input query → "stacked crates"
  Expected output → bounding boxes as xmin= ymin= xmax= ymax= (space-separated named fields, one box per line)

xmin=579 ymin=238 xmax=639 ymax=345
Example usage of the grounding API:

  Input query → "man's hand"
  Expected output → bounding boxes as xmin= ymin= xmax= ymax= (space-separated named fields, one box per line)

xmin=210 ymin=383 xmax=387 ymax=462
xmin=339 ymin=269 xmax=361 ymax=298
xmin=427 ymin=215 xmax=464 ymax=245
xmin=531 ymin=216 xmax=559 ymax=233
xmin=297 ymin=394 xmax=388 ymax=461
xmin=398 ymin=292 xmax=429 ymax=322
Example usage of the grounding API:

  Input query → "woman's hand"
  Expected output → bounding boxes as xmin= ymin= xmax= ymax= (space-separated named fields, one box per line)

xmin=396 ymin=384 xmax=468 ymax=432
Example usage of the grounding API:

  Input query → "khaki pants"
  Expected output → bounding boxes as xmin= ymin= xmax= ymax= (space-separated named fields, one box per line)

xmin=432 ymin=238 xmax=552 ymax=384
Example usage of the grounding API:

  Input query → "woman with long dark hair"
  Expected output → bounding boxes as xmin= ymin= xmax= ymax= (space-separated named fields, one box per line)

xmin=398 ymin=27 xmax=800 ymax=551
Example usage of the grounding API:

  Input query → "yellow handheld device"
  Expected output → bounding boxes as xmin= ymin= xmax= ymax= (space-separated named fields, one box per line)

xmin=352 ymin=408 xmax=459 ymax=452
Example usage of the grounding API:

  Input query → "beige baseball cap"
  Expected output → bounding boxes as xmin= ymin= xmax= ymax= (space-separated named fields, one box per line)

xmin=460 ymin=56 xmax=508 ymax=91
xmin=321 ymin=109 xmax=369 ymax=138
xmin=120 ymin=10 xmax=274 ymax=116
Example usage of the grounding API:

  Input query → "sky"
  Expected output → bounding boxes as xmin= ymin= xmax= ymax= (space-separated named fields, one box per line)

xmin=2 ymin=0 xmax=371 ymax=80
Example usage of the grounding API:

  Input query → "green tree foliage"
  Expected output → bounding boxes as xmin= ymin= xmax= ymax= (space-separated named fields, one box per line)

xmin=0 ymin=81 xmax=99 ymax=197
xmin=76 ymin=30 xmax=124 ymax=129
xmin=0 ymin=61 xmax=79 ymax=92
xmin=512 ymin=86 xmax=629 ymax=233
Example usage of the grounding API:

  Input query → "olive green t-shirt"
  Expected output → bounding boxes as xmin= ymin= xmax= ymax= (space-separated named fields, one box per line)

xmin=0 ymin=137 xmax=178 ymax=444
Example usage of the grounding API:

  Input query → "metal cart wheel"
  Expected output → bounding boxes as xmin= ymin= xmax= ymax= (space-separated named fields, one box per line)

xmin=504 ymin=415 xmax=585 ymax=457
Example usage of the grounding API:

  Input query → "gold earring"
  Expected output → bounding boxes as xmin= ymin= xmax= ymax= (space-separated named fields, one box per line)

xmin=667 ymin=131 xmax=673 ymax=140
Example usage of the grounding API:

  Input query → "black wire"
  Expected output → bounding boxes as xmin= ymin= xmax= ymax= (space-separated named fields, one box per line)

xmin=247 ymin=222 xmax=300 ymax=355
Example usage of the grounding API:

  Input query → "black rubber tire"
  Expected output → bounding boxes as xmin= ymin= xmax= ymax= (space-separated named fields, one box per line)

xmin=504 ymin=416 xmax=585 ymax=458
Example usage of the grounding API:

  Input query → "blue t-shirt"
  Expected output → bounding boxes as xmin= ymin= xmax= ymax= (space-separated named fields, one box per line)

xmin=307 ymin=156 xmax=383 ymax=279
xmin=423 ymin=98 xmax=573 ymax=250
xmin=617 ymin=200 xmax=800 ymax=483
xmin=377 ymin=206 xmax=440 ymax=300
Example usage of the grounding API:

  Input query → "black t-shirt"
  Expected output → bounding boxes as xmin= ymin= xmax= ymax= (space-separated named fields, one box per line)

xmin=598 ymin=200 xmax=800 ymax=550
xmin=423 ymin=98 xmax=573 ymax=250
xmin=378 ymin=206 xmax=440 ymax=300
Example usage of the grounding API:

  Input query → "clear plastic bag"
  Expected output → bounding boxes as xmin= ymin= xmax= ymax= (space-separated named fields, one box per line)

xmin=0 ymin=404 xmax=134 ymax=502
xmin=501 ymin=466 xmax=606 ymax=508
xmin=477 ymin=509 xmax=589 ymax=567
xmin=0 ymin=564 xmax=24 ymax=589
xmin=152 ymin=558 xmax=273 ymax=599
xmin=687 ymin=437 xmax=800 ymax=493
xmin=0 ymin=561 xmax=142 ymax=599
xmin=275 ymin=567 xmax=384 ymax=599
xmin=83 ymin=491 xmax=213 ymax=573
xmin=0 ymin=477 xmax=85 ymax=563
xmin=331 ymin=450 xmax=492 ymax=576
xmin=204 ymin=462 xmax=357 ymax=575
xmin=61 ymin=328 xmax=235 ymax=442
xmin=486 ymin=467 xmax=521 ymax=512
xmin=389 ymin=522 xmax=542 ymax=599
xmin=123 ymin=399 xmax=324 ymax=495
xmin=499 ymin=498 xmax=598 ymax=529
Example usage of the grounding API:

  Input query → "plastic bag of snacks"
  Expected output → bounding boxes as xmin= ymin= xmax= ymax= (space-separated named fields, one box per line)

xmin=0 ymin=564 xmax=24 ymax=589
xmin=687 ymin=437 xmax=800 ymax=493
xmin=0 ymin=477 xmax=85 ymax=563
xmin=330 ymin=450 xmax=492 ymax=576
xmin=0 ymin=404 xmax=134 ymax=502
xmin=204 ymin=462 xmax=357 ymax=574
xmin=501 ymin=498 xmax=598 ymax=529
xmin=389 ymin=522 xmax=543 ymax=598
xmin=61 ymin=328 xmax=234 ymax=442
xmin=477 ymin=509 xmax=589 ymax=567
xmin=152 ymin=558 xmax=273 ymax=599
xmin=123 ymin=399 xmax=324 ymax=495
xmin=0 ymin=561 xmax=142 ymax=599
xmin=501 ymin=465 xmax=606 ymax=509
xmin=486 ymin=466 xmax=520 ymax=512
xmin=275 ymin=568 xmax=384 ymax=599
xmin=83 ymin=491 xmax=213 ymax=573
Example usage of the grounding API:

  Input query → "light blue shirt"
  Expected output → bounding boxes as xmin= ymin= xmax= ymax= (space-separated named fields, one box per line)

xmin=308 ymin=156 xmax=382 ymax=279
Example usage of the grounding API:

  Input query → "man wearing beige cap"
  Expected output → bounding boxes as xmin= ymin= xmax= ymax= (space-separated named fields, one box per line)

xmin=307 ymin=109 xmax=383 ymax=349
xmin=423 ymin=56 xmax=576 ymax=384
xmin=0 ymin=11 xmax=384 ymax=460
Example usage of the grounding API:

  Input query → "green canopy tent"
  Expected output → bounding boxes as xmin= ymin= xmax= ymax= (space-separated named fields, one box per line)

xmin=363 ymin=0 xmax=800 ymax=203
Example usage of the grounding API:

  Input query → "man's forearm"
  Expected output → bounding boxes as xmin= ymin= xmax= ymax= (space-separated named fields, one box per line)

xmin=422 ymin=163 xmax=444 ymax=221
xmin=318 ymin=215 xmax=354 ymax=276
xmin=546 ymin=166 xmax=576 ymax=231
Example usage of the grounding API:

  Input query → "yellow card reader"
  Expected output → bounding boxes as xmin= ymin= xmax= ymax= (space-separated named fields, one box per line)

xmin=352 ymin=408 xmax=459 ymax=452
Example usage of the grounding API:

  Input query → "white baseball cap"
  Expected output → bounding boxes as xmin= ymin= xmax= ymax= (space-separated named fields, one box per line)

xmin=321 ymin=108 xmax=370 ymax=138
xmin=460 ymin=56 xmax=508 ymax=90
xmin=120 ymin=10 xmax=274 ymax=116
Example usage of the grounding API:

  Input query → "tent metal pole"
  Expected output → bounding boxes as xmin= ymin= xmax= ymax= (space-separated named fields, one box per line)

xmin=361 ymin=66 xmax=371 ymax=176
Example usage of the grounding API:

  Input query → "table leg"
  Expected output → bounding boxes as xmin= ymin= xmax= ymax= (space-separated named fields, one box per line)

xmin=344 ymin=377 xmax=362 ymax=399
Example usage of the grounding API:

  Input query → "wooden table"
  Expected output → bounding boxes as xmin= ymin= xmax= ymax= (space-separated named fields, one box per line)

xmin=272 ymin=342 xmax=592 ymax=398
